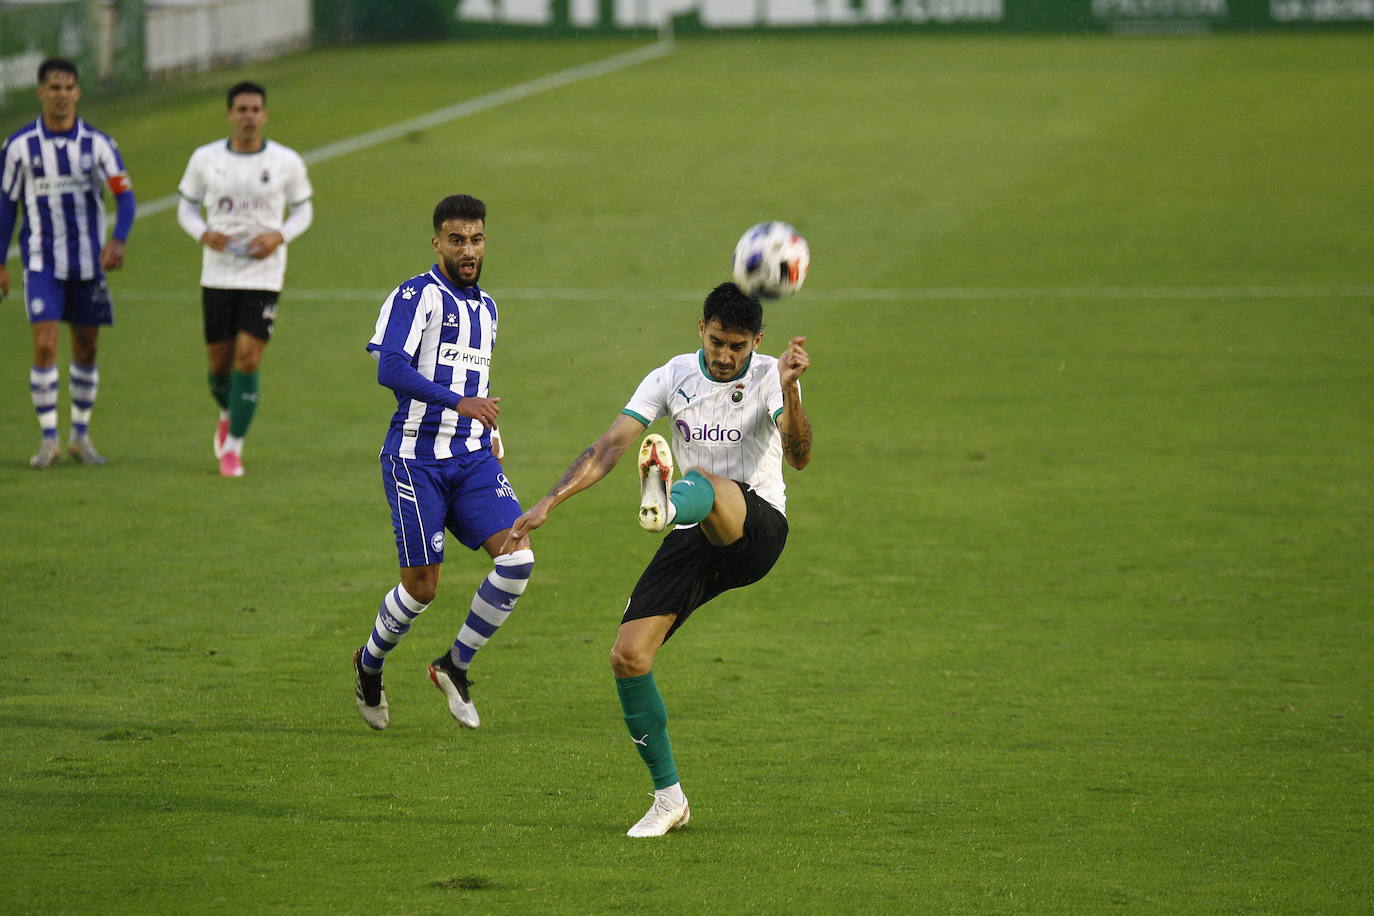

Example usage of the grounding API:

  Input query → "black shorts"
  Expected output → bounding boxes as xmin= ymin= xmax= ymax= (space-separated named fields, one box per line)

xmin=202 ymin=288 xmax=279 ymax=343
xmin=623 ymin=482 xmax=789 ymax=642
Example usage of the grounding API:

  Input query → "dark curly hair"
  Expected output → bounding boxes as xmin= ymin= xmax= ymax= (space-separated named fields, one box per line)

xmin=702 ymin=282 xmax=763 ymax=335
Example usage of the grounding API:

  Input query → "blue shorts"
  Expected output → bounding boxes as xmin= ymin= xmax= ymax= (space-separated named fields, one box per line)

xmin=380 ymin=450 xmax=522 ymax=567
xmin=24 ymin=269 xmax=114 ymax=326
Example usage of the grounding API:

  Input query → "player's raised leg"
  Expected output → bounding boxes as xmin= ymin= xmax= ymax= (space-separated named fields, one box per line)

xmin=612 ymin=613 xmax=690 ymax=837
xmin=637 ymin=434 xmax=745 ymax=546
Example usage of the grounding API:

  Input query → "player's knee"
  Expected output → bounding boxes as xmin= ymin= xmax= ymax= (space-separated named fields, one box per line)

xmin=610 ymin=643 xmax=652 ymax=678
xmin=400 ymin=574 xmax=438 ymax=605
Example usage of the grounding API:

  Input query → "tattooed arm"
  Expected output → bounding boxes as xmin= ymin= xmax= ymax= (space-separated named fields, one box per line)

xmin=776 ymin=336 xmax=812 ymax=470
xmin=503 ymin=413 xmax=645 ymax=549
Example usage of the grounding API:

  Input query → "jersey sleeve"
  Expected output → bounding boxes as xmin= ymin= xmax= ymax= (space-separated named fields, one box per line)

xmin=622 ymin=363 xmax=671 ymax=427
xmin=766 ymin=359 xmax=791 ymax=423
xmin=1 ymin=138 xmax=23 ymax=202
xmin=94 ymin=134 xmax=131 ymax=195
xmin=367 ymin=280 xmax=434 ymax=359
xmin=285 ymin=151 xmax=312 ymax=206
xmin=177 ymin=148 xmax=205 ymax=204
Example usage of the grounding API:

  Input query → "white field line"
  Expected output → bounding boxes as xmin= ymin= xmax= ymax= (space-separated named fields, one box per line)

xmin=116 ymin=285 xmax=1374 ymax=303
xmin=6 ymin=39 xmax=674 ymax=260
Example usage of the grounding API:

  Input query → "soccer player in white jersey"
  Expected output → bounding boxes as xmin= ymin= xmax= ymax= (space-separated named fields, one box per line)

xmin=176 ymin=81 xmax=313 ymax=478
xmin=505 ymin=282 xmax=813 ymax=837
xmin=352 ymin=194 xmax=534 ymax=733
xmin=1 ymin=58 xmax=136 ymax=468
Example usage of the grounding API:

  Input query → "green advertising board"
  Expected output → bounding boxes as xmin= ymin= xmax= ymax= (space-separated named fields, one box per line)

xmin=0 ymin=0 xmax=144 ymax=114
xmin=0 ymin=1 xmax=98 ymax=113
xmin=314 ymin=0 xmax=1374 ymax=39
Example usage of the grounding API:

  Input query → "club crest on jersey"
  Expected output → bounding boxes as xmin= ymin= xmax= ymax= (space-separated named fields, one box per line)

xmin=732 ymin=384 xmax=745 ymax=403
xmin=430 ymin=532 xmax=445 ymax=553
xmin=80 ymin=154 xmax=92 ymax=170
xmin=260 ymin=169 xmax=270 ymax=184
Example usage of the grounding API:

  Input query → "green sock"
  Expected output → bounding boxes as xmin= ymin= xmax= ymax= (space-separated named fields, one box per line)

xmin=208 ymin=372 xmax=230 ymax=410
xmin=669 ymin=470 xmax=715 ymax=526
xmin=228 ymin=370 xmax=260 ymax=438
xmin=616 ymin=672 xmax=679 ymax=790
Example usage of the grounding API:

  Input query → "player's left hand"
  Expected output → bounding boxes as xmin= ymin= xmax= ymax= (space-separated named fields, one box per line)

xmin=779 ymin=336 xmax=809 ymax=386
xmin=99 ymin=239 xmax=125 ymax=271
xmin=246 ymin=231 xmax=285 ymax=259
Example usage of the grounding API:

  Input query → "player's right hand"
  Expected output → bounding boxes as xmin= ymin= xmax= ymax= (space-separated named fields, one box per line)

xmin=455 ymin=395 xmax=500 ymax=429
xmin=200 ymin=230 xmax=233 ymax=251
xmin=502 ymin=500 xmax=551 ymax=554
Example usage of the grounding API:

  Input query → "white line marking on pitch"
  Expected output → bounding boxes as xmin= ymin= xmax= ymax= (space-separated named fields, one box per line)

xmin=118 ymin=285 xmax=1374 ymax=302
xmin=6 ymin=39 xmax=673 ymax=259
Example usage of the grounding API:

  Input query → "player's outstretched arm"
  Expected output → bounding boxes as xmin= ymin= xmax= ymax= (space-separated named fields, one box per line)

xmin=777 ymin=335 xmax=812 ymax=470
xmin=503 ymin=413 xmax=645 ymax=549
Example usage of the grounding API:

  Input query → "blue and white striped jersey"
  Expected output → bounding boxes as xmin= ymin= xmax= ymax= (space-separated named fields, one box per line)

xmin=1 ymin=118 xmax=130 ymax=279
xmin=367 ymin=267 xmax=498 ymax=460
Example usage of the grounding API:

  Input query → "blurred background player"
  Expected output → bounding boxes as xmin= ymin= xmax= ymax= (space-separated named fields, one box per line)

xmin=353 ymin=194 xmax=534 ymax=732
xmin=176 ymin=80 xmax=313 ymax=478
xmin=1 ymin=58 xmax=136 ymax=468
xmin=505 ymin=281 xmax=813 ymax=837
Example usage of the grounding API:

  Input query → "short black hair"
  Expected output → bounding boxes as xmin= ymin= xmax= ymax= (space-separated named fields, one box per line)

xmin=703 ymin=282 xmax=764 ymax=336
xmin=432 ymin=194 xmax=487 ymax=232
xmin=227 ymin=80 xmax=266 ymax=109
xmin=38 ymin=58 xmax=78 ymax=84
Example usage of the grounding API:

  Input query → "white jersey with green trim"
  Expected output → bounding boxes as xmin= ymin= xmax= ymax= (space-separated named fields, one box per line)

xmin=176 ymin=139 xmax=312 ymax=291
xmin=623 ymin=349 xmax=794 ymax=516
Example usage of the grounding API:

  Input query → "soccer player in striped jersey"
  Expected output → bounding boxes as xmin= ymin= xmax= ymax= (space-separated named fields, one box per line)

xmin=352 ymin=194 xmax=534 ymax=733
xmin=1 ymin=58 xmax=136 ymax=468
xmin=505 ymin=282 xmax=813 ymax=837
xmin=177 ymin=81 xmax=313 ymax=478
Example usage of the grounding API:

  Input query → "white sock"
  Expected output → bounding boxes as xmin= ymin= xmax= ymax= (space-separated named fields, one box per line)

xmin=656 ymin=782 xmax=686 ymax=806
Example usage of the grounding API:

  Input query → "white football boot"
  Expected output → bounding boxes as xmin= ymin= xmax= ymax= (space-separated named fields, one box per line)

xmin=68 ymin=435 xmax=106 ymax=465
xmin=29 ymin=438 xmax=61 ymax=469
xmin=429 ymin=654 xmax=480 ymax=729
xmin=626 ymin=791 xmax=691 ymax=838
xmin=353 ymin=649 xmax=390 ymax=730
xmin=637 ymin=433 xmax=676 ymax=532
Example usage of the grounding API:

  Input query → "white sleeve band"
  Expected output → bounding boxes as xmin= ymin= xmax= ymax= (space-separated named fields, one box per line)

xmin=279 ymin=199 xmax=313 ymax=244
xmin=177 ymin=196 xmax=207 ymax=242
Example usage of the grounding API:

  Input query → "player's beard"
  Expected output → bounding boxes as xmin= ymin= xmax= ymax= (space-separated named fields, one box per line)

xmin=444 ymin=255 xmax=482 ymax=286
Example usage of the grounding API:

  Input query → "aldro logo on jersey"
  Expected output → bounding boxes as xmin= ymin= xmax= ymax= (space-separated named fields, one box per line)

xmin=676 ymin=419 xmax=742 ymax=444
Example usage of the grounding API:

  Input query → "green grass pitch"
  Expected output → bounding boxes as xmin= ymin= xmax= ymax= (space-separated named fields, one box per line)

xmin=1 ymin=33 xmax=1371 ymax=913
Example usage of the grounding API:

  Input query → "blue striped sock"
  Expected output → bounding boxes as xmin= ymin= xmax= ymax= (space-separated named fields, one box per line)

xmin=360 ymin=584 xmax=428 ymax=673
xmin=451 ymin=549 xmax=535 ymax=670
xmin=30 ymin=365 xmax=59 ymax=439
xmin=69 ymin=362 xmax=98 ymax=439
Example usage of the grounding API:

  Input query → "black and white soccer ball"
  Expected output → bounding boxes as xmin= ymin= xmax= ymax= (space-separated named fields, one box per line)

xmin=731 ymin=221 xmax=810 ymax=299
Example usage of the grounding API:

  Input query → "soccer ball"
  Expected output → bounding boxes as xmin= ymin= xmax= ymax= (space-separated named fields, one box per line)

xmin=731 ymin=222 xmax=810 ymax=299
